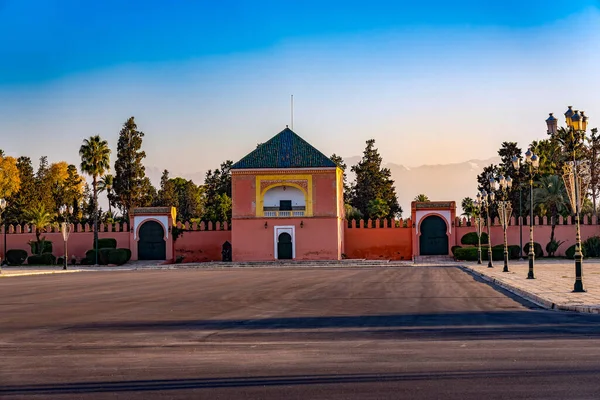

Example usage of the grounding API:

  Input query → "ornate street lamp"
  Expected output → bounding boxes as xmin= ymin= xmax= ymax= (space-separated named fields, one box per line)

xmin=59 ymin=205 xmax=73 ymax=270
xmin=473 ymin=198 xmax=485 ymax=264
xmin=477 ymin=188 xmax=495 ymax=268
xmin=0 ymin=198 xmax=6 ymax=273
xmin=495 ymin=175 xmax=513 ymax=272
xmin=513 ymin=150 xmax=540 ymax=279
xmin=547 ymin=107 xmax=590 ymax=292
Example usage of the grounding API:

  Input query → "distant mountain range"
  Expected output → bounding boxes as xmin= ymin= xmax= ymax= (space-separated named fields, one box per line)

xmin=145 ymin=156 xmax=501 ymax=216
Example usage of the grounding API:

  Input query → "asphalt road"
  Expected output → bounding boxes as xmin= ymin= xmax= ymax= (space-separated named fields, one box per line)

xmin=1 ymin=266 xmax=600 ymax=399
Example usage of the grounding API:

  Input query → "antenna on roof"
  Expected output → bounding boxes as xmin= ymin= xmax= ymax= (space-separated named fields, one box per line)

xmin=291 ymin=94 xmax=294 ymax=130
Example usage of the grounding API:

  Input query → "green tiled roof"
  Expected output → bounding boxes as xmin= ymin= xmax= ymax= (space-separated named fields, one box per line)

xmin=231 ymin=127 xmax=337 ymax=169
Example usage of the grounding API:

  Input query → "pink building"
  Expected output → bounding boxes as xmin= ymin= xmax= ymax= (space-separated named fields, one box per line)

xmin=230 ymin=127 xmax=345 ymax=261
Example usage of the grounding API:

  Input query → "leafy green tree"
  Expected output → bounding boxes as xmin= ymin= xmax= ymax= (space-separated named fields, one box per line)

xmin=6 ymin=157 xmax=37 ymax=223
xmin=113 ymin=117 xmax=148 ymax=220
xmin=79 ymin=135 xmax=111 ymax=264
xmin=157 ymin=170 xmax=179 ymax=209
xmin=414 ymin=194 xmax=430 ymax=202
xmin=533 ymin=175 xmax=568 ymax=255
xmin=24 ymin=204 xmax=54 ymax=255
xmin=344 ymin=204 xmax=363 ymax=221
xmin=98 ymin=174 xmax=115 ymax=215
xmin=367 ymin=198 xmax=390 ymax=220
xmin=349 ymin=139 xmax=401 ymax=219
xmin=203 ymin=160 xmax=233 ymax=221
xmin=330 ymin=154 xmax=351 ymax=202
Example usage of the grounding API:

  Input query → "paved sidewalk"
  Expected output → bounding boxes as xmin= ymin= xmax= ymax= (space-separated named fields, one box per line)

xmin=461 ymin=259 xmax=600 ymax=314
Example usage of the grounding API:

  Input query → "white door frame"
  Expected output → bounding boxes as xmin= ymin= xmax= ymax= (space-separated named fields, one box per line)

xmin=274 ymin=225 xmax=295 ymax=259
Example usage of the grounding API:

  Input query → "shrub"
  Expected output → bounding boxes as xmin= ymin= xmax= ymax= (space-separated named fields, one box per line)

xmin=85 ymin=249 xmax=98 ymax=265
xmin=57 ymin=256 xmax=64 ymax=265
xmin=95 ymin=238 xmax=117 ymax=250
xmin=29 ymin=240 xmax=52 ymax=255
xmin=490 ymin=245 xmax=521 ymax=260
xmin=107 ymin=249 xmax=129 ymax=265
xmin=451 ymin=246 xmax=462 ymax=256
xmin=27 ymin=253 xmax=56 ymax=265
xmin=583 ymin=236 xmax=600 ymax=257
xmin=98 ymin=248 xmax=112 ymax=265
xmin=122 ymin=248 xmax=132 ymax=263
xmin=566 ymin=244 xmax=587 ymax=259
xmin=523 ymin=242 xmax=544 ymax=258
xmin=6 ymin=249 xmax=28 ymax=265
xmin=454 ymin=246 xmax=504 ymax=261
xmin=461 ymin=232 xmax=489 ymax=246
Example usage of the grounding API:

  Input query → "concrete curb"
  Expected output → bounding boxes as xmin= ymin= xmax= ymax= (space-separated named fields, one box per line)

xmin=0 ymin=270 xmax=86 ymax=278
xmin=459 ymin=265 xmax=600 ymax=315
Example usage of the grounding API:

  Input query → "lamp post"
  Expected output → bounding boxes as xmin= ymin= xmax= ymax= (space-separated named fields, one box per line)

xmin=495 ymin=175 xmax=513 ymax=272
xmin=547 ymin=107 xmax=590 ymax=293
xmin=0 ymin=198 xmax=6 ymax=273
xmin=60 ymin=205 xmax=73 ymax=270
xmin=512 ymin=151 xmax=540 ymax=279
xmin=477 ymin=189 xmax=495 ymax=268
xmin=473 ymin=198 xmax=485 ymax=264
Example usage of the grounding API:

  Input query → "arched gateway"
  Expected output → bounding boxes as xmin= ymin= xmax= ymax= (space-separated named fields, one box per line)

xmin=419 ymin=215 xmax=448 ymax=255
xmin=138 ymin=221 xmax=166 ymax=260
xmin=412 ymin=201 xmax=456 ymax=258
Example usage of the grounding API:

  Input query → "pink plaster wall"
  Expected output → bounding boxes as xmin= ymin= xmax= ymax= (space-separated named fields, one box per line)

xmin=313 ymin=171 xmax=338 ymax=216
xmin=344 ymin=220 xmax=412 ymax=260
xmin=232 ymin=174 xmax=255 ymax=217
xmin=174 ymin=230 xmax=232 ymax=262
xmin=232 ymin=217 xmax=340 ymax=261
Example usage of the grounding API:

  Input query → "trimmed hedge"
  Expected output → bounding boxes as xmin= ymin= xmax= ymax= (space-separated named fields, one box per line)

xmin=523 ymin=242 xmax=544 ymax=258
xmin=461 ymin=232 xmax=489 ymax=245
xmin=27 ymin=253 xmax=56 ymax=265
xmin=451 ymin=246 xmax=462 ymax=256
xmin=6 ymin=249 xmax=28 ymax=265
xmin=95 ymin=238 xmax=117 ymax=249
xmin=454 ymin=246 xmax=504 ymax=261
xmin=86 ymin=248 xmax=131 ymax=265
xmin=492 ymin=244 xmax=521 ymax=259
xmin=566 ymin=244 xmax=587 ymax=259
xmin=108 ymin=248 xmax=130 ymax=265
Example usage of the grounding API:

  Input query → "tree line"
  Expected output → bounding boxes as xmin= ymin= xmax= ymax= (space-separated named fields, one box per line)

xmin=0 ymin=117 xmax=233 ymax=229
xmin=460 ymin=124 xmax=599 ymax=256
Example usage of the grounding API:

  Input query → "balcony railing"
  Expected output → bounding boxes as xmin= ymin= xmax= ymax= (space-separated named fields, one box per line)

xmin=264 ymin=210 xmax=305 ymax=217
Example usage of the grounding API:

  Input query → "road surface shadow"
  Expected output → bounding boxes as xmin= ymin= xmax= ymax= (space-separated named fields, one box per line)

xmin=2 ymin=369 xmax=599 ymax=395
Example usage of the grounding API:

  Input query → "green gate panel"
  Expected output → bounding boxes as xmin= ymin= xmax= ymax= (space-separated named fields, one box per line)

xmin=277 ymin=232 xmax=293 ymax=260
xmin=419 ymin=215 xmax=448 ymax=256
xmin=138 ymin=221 xmax=166 ymax=260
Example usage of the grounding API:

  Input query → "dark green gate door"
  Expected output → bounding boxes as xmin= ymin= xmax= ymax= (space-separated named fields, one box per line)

xmin=419 ymin=215 xmax=448 ymax=255
xmin=138 ymin=221 xmax=166 ymax=260
xmin=277 ymin=232 xmax=293 ymax=260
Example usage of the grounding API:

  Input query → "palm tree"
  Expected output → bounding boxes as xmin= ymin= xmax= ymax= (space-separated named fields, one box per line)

xmin=414 ymin=194 xmax=430 ymax=202
xmin=461 ymin=197 xmax=475 ymax=219
xmin=25 ymin=205 xmax=54 ymax=255
xmin=79 ymin=135 xmax=111 ymax=265
xmin=533 ymin=175 xmax=568 ymax=256
xmin=98 ymin=174 xmax=114 ymax=215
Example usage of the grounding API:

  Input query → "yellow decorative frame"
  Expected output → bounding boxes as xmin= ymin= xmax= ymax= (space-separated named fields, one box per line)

xmin=256 ymin=174 xmax=313 ymax=217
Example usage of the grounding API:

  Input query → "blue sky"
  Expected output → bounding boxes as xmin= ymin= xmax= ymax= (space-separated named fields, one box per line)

xmin=1 ymin=0 xmax=599 ymax=183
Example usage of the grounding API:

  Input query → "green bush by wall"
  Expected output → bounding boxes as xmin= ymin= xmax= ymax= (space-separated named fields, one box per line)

xmin=523 ymin=242 xmax=544 ymax=258
xmin=583 ymin=236 xmax=600 ymax=257
xmin=27 ymin=253 xmax=56 ymax=265
xmin=461 ymin=232 xmax=489 ymax=245
xmin=451 ymin=246 xmax=462 ymax=256
xmin=94 ymin=238 xmax=117 ymax=250
xmin=565 ymin=244 xmax=587 ymax=259
xmin=30 ymin=241 xmax=52 ymax=255
xmin=6 ymin=249 xmax=28 ymax=265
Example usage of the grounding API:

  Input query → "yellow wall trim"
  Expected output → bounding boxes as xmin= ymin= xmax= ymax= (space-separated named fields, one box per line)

xmin=255 ymin=174 xmax=313 ymax=217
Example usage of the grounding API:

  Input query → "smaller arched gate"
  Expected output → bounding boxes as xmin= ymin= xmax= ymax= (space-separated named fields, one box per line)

xmin=138 ymin=221 xmax=166 ymax=260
